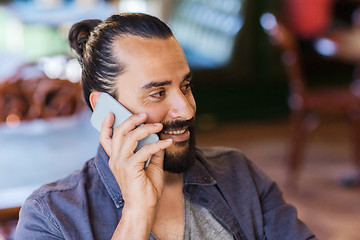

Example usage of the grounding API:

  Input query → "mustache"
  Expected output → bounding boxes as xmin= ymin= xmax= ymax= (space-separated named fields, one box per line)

xmin=161 ymin=118 xmax=194 ymax=132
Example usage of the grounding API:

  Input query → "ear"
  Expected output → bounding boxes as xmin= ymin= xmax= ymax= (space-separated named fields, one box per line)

xmin=89 ymin=91 xmax=101 ymax=111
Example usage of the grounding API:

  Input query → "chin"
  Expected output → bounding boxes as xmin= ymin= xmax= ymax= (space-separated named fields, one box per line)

xmin=163 ymin=131 xmax=196 ymax=173
xmin=169 ymin=139 xmax=190 ymax=150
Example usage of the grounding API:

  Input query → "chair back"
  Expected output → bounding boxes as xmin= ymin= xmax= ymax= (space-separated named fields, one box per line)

xmin=261 ymin=13 xmax=306 ymax=110
xmin=0 ymin=207 xmax=20 ymax=239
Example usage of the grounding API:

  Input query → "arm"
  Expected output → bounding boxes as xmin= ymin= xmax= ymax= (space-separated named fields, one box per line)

xmin=112 ymin=206 xmax=155 ymax=239
xmin=261 ymin=183 xmax=317 ymax=240
xmin=15 ymin=199 xmax=64 ymax=240
xmin=248 ymin=161 xmax=318 ymax=240
xmin=99 ymin=113 xmax=172 ymax=239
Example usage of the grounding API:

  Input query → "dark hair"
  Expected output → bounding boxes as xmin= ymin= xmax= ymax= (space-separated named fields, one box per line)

xmin=68 ymin=13 xmax=173 ymax=109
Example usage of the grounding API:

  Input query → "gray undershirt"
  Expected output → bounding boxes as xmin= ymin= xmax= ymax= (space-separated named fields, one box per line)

xmin=150 ymin=198 xmax=234 ymax=240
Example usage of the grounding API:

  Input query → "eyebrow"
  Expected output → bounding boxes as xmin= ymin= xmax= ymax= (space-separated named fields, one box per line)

xmin=142 ymin=80 xmax=172 ymax=90
xmin=141 ymin=71 xmax=192 ymax=90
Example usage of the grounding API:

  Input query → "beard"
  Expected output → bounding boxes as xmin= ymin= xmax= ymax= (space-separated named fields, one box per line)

xmin=161 ymin=119 xmax=196 ymax=173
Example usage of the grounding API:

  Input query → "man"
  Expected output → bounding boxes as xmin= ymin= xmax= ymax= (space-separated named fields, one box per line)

xmin=16 ymin=13 xmax=317 ymax=239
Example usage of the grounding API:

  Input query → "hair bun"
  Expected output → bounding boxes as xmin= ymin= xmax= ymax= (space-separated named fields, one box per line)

xmin=68 ymin=19 xmax=102 ymax=58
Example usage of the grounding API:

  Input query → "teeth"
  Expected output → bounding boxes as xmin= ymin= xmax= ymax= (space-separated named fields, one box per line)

xmin=164 ymin=129 xmax=186 ymax=135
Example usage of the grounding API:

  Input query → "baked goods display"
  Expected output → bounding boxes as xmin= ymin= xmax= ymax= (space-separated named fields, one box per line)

xmin=0 ymin=76 xmax=84 ymax=124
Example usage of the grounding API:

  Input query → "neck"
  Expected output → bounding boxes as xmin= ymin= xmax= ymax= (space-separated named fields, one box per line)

xmin=152 ymin=171 xmax=184 ymax=239
xmin=163 ymin=171 xmax=182 ymax=187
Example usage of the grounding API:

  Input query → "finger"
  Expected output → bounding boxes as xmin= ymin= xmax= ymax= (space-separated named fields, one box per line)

xmin=100 ymin=113 xmax=115 ymax=156
xmin=112 ymin=113 xmax=148 ymax=139
xmin=110 ymin=113 xmax=148 ymax=157
xmin=144 ymin=150 xmax=165 ymax=198
xmin=129 ymin=139 xmax=173 ymax=167
xmin=121 ymin=123 xmax=163 ymax=157
xmin=146 ymin=148 xmax=165 ymax=170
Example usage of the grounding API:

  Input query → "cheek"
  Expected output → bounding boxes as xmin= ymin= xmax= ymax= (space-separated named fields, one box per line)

xmin=143 ymin=105 xmax=169 ymax=123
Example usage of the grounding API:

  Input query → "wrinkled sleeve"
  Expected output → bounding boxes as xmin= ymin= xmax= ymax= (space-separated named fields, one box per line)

xmin=247 ymin=160 xmax=318 ymax=240
xmin=15 ymin=198 xmax=64 ymax=240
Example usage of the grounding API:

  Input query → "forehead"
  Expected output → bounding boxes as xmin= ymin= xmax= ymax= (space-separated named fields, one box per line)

xmin=112 ymin=36 xmax=190 ymax=86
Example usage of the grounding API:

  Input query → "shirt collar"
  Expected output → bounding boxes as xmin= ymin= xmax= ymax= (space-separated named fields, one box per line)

xmin=94 ymin=144 xmax=124 ymax=208
xmin=182 ymin=148 xmax=217 ymax=186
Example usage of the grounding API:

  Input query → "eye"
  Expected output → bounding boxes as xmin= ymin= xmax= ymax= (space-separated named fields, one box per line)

xmin=150 ymin=90 xmax=166 ymax=98
xmin=181 ymin=82 xmax=193 ymax=94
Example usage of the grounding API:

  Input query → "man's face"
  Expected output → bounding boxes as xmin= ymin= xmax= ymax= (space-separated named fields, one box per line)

xmin=112 ymin=36 xmax=197 ymax=172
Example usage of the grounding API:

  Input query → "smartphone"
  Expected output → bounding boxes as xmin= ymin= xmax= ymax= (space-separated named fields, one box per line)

xmin=90 ymin=92 xmax=159 ymax=169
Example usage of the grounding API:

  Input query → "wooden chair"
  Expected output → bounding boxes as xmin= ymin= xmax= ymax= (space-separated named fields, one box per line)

xmin=0 ymin=206 xmax=20 ymax=239
xmin=261 ymin=13 xmax=360 ymax=187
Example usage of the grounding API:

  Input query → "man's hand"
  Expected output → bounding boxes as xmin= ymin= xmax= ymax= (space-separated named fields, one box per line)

xmin=99 ymin=112 xmax=172 ymax=239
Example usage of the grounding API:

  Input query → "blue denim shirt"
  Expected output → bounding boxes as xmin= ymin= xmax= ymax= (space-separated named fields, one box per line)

xmin=16 ymin=145 xmax=317 ymax=240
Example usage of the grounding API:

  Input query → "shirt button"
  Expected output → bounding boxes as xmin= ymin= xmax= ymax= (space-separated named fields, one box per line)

xmin=203 ymin=177 xmax=211 ymax=183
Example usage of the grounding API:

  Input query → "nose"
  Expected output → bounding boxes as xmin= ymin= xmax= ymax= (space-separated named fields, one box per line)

xmin=168 ymin=91 xmax=195 ymax=121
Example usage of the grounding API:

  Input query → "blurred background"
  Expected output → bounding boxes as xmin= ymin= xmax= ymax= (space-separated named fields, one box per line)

xmin=1 ymin=0 xmax=360 ymax=239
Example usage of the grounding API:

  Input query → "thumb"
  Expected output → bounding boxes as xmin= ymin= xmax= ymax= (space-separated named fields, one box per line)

xmin=136 ymin=139 xmax=172 ymax=169
xmin=147 ymin=148 xmax=165 ymax=170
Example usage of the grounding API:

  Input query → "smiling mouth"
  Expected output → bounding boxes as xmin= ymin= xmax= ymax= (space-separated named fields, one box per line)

xmin=163 ymin=129 xmax=187 ymax=135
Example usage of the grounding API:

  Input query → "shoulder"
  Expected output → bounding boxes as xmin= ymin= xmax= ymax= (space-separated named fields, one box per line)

xmin=196 ymin=146 xmax=274 ymax=189
xmin=23 ymin=157 xmax=98 ymax=215
xmin=16 ymin=158 xmax=98 ymax=238
xmin=196 ymin=146 xmax=250 ymax=170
